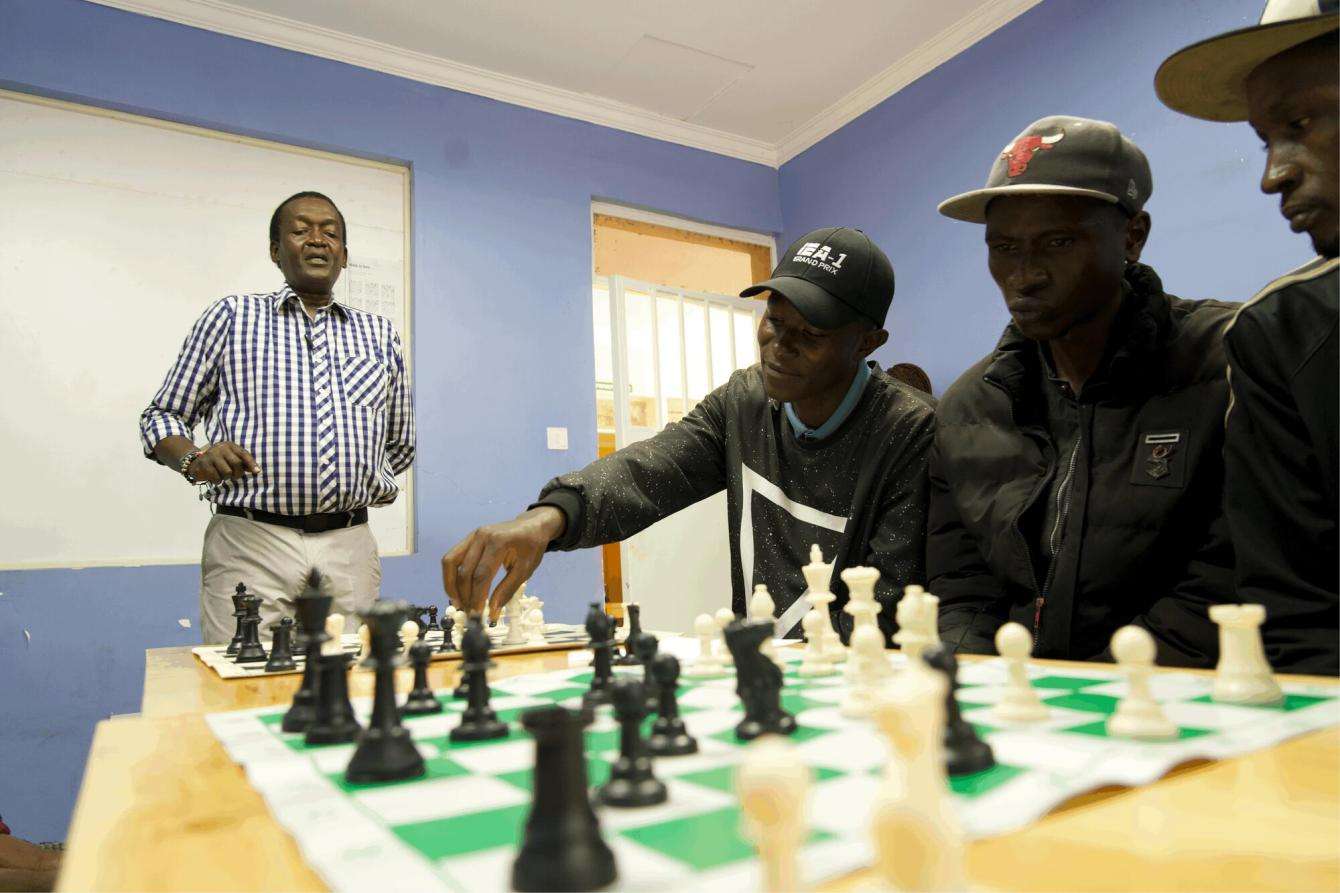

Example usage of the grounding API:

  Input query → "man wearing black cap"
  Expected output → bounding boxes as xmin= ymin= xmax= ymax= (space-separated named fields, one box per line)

xmin=929 ymin=117 xmax=1237 ymax=667
xmin=1157 ymin=1 xmax=1339 ymax=675
xmin=442 ymin=228 xmax=935 ymax=638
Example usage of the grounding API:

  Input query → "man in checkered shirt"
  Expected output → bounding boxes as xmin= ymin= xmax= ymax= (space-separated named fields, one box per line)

xmin=140 ymin=192 xmax=415 ymax=644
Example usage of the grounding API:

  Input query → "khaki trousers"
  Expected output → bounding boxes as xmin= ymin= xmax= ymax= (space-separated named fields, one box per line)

xmin=199 ymin=512 xmax=381 ymax=645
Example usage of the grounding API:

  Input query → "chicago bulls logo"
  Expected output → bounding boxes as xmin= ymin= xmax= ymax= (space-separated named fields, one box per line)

xmin=1001 ymin=132 xmax=1064 ymax=177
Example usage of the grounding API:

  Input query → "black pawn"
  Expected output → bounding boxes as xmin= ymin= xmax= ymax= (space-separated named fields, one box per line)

xmin=582 ymin=602 xmax=616 ymax=710
xmin=450 ymin=616 xmax=508 ymax=742
xmin=346 ymin=601 xmax=426 ymax=783
xmin=725 ymin=618 xmax=796 ymax=741
xmin=402 ymin=640 xmax=443 ymax=717
xmin=646 ymin=653 xmax=697 ymax=757
xmin=633 ymin=632 xmax=660 ymax=712
xmin=264 ymin=617 xmax=297 ymax=672
xmin=595 ymin=677 xmax=667 ymax=807
xmin=612 ymin=602 xmax=644 ymax=666
xmin=511 ymin=706 xmax=618 ymax=892
xmin=225 ymin=583 xmax=248 ymax=656
xmin=426 ymin=605 xmax=440 ymax=634
xmin=234 ymin=596 xmax=268 ymax=664
xmin=437 ymin=610 xmax=457 ymax=654
xmin=305 ymin=652 xmax=361 ymax=745
xmin=924 ymin=647 xmax=995 ymax=776
xmin=282 ymin=572 xmax=331 ymax=733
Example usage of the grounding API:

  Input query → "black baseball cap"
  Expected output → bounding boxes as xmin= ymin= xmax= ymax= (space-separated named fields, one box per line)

xmin=740 ymin=227 xmax=894 ymax=329
xmin=937 ymin=116 xmax=1153 ymax=223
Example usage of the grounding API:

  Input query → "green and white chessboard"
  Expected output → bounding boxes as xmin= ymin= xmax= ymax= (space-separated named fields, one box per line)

xmin=205 ymin=646 xmax=1339 ymax=892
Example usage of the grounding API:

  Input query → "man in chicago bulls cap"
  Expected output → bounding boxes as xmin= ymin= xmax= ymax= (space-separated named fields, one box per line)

xmin=443 ymin=227 xmax=936 ymax=645
xmin=928 ymin=116 xmax=1237 ymax=668
xmin=1157 ymin=0 xmax=1339 ymax=675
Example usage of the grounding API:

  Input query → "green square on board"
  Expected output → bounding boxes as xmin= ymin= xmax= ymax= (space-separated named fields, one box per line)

xmin=618 ymin=806 xmax=834 ymax=870
xmin=949 ymin=762 xmax=1024 ymax=797
xmin=1042 ymin=692 xmax=1121 ymax=714
xmin=392 ymin=804 xmax=528 ymax=861
xmin=327 ymin=754 xmax=469 ymax=793
xmin=1063 ymin=720 xmax=1212 ymax=741
xmin=1189 ymin=693 xmax=1333 ymax=711
xmin=1030 ymin=675 xmax=1108 ymax=691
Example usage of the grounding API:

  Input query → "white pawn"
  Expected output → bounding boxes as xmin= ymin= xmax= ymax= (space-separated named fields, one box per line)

xmin=524 ymin=607 xmax=548 ymax=645
xmin=992 ymin=622 xmax=1048 ymax=723
xmin=399 ymin=620 xmax=419 ymax=654
xmin=687 ymin=613 xmax=725 ymax=676
xmin=321 ymin=613 xmax=346 ymax=656
xmin=798 ymin=607 xmax=835 ymax=676
xmin=714 ymin=607 xmax=736 ymax=668
xmin=356 ymin=623 xmax=372 ymax=664
xmin=1209 ymin=604 xmax=1283 ymax=706
xmin=503 ymin=595 xmax=528 ymax=645
xmin=749 ymin=584 xmax=783 ymax=668
xmin=840 ymin=624 xmax=893 ymax=719
xmin=736 ymin=736 xmax=810 ymax=893
xmin=870 ymin=661 xmax=964 ymax=893
xmin=902 ymin=585 xmax=942 ymax=649
xmin=1107 ymin=626 xmax=1177 ymax=740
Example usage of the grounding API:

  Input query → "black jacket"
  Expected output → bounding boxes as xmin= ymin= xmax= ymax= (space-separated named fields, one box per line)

xmin=929 ymin=264 xmax=1236 ymax=667
xmin=1224 ymin=257 xmax=1339 ymax=675
xmin=535 ymin=364 xmax=935 ymax=639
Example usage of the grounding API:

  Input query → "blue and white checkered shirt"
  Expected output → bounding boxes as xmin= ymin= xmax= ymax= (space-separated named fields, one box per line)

xmin=140 ymin=284 xmax=415 ymax=515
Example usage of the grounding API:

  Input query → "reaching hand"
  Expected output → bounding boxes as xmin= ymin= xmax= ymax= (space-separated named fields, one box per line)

xmin=187 ymin=442 xmax=261 ymax=484
xmin=441 ymin=506 xmax=566 ymax=620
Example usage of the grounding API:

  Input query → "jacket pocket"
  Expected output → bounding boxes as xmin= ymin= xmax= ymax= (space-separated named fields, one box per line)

xmin=341 ymin=354 xmax=388 ymax=409
xmin=1130 ymin=429 xmax=1187 ymax=488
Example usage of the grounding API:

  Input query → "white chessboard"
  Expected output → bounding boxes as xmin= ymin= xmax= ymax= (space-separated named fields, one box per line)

xmin=194 ymin=623 xmax=592 ymax=680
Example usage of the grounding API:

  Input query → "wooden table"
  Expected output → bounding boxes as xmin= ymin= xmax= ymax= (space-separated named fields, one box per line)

xmin=57 ymin=646 xmax=1340 ymax=892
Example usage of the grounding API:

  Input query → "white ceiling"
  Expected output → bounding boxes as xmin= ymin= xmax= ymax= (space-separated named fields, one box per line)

xmin=94 ymin=0 xmax=1041 ymax=166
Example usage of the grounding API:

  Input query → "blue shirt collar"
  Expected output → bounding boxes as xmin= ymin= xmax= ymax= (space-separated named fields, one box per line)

xmin=784 ymin=361 xmax=872 ymax=442
xmin=276 ymin=284 xmax=348 ymax=318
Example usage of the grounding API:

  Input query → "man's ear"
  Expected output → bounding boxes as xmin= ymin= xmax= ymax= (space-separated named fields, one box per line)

xmin=859 ymin=327 xmax=890 ymax=357
xmin=341 ymin=246 xmax=349 ymax=270
xmin=1126 ymin=211 xmax=1152 ymax=264
xmin=269 ymin=241 xmax=280 ymax=266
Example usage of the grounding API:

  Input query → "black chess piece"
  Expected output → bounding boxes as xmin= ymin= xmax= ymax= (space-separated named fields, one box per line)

xmin=582 ymin=602 xmax=616 ymax=709
xmin=282 ymin=572 xmax=331 ymax=733
xmin=426 ymin=605 xmax=440 ymax=634
xmin=725 ymin=618 xmax=797 ymax=741
xmin=305 ymin=651 xmax=361 ymax=745
xmin=437 ymin=609 xmax=457 ymax=654
xmin=612 ymin=602 xmax=644 ymax=666
xmin=633 ymin=631 xmax=660 ymax=712
xmin=225 ymin=583 xmax=248 ymax=656
xmin=346 ymin=601 xmax=426 ymax=783
xmin=401 ymin=639 xmax=443 ymax=717
xmin=646 ymin=653 xmax=697 ymax=757
xmin=263 ymin=617 xmax=297 ymax=672
xmin=450 ymin=616 xmax=508 ymax=742
xmin=410 ymin=604 xmax=432 ymax=640
xmin=924 ymin=646 xmax=995 ymax=776
xmin=234 ymin=595 xmax=269 ymax=663
xmin=595 ymin=677 xmax=667 ymax=808
xmin=511 ymin=706 xmax=618 ymax=892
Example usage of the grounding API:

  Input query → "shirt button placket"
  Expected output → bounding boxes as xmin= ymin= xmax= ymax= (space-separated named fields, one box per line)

xmin=311 ymin=312 xmax=339 ymax=512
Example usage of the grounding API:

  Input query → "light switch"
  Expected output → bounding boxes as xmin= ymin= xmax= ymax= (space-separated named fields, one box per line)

xmin=546 ymin=427 xmax=569 ymax=450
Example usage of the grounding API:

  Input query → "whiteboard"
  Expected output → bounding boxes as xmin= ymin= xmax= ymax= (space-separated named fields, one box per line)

xmin=0 ymin=90 xmax=413 ymax=569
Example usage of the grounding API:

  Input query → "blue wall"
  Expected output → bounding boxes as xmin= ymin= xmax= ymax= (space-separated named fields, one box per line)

xmin=0 ymin=0 xmax=779 ymax=841
xmin=778 ymin=0 xmax=1313 ymax=394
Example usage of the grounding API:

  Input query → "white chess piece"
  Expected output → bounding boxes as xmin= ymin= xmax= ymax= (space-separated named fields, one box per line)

xmin=894 ymin=585 xmax=936 ymax=662
xmin=503 ymin=595 xmax=528 ymax=645
xmin=399 ymin=620 xmax=419 ymax=654
xmin=841 ymin=566 xmax=881 ymax=681
xmin=840 ymin=624 xmax=894 ymax=719
xmin=870 ymin=662 xmax=965 ymax=893
xmin=322 ymin=613 xmax=345 ymax=656
xmin=749 ymin=584 xmax=783 ymax=668
xmin=687 ymin=613 xmax=725 ymax=676
xmin=524 ymin=607 xmax=548 ymax=645
xmin=1209 ymin=604 xmax=1283 ymax=706
xmin=356 ymin=623 xmax=372 ymax=664
xmin=1107 ymin=626 xmax=1178 ymax=740
xmin=714 ymin=607 xmax=736 ymax=668
xmin=992 ymin=622 xmax=1048 ymax=723
xmin=799 ymin=545 xmax=837 ymax=676
xmin=736 ymin=736 xmax=810 ymax=893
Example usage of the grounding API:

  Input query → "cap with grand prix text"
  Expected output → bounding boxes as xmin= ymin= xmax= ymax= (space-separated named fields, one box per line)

xmin=740 ymin=227 xmax=894 ymax=330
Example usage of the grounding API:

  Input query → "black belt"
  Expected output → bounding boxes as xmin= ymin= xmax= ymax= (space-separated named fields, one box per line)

xmin=217 ymin=504 xmax=367 ymax=533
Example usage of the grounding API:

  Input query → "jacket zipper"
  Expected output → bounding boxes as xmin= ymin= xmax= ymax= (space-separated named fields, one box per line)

xmin=1035 ymin=423 xmax=1082 ymax=646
